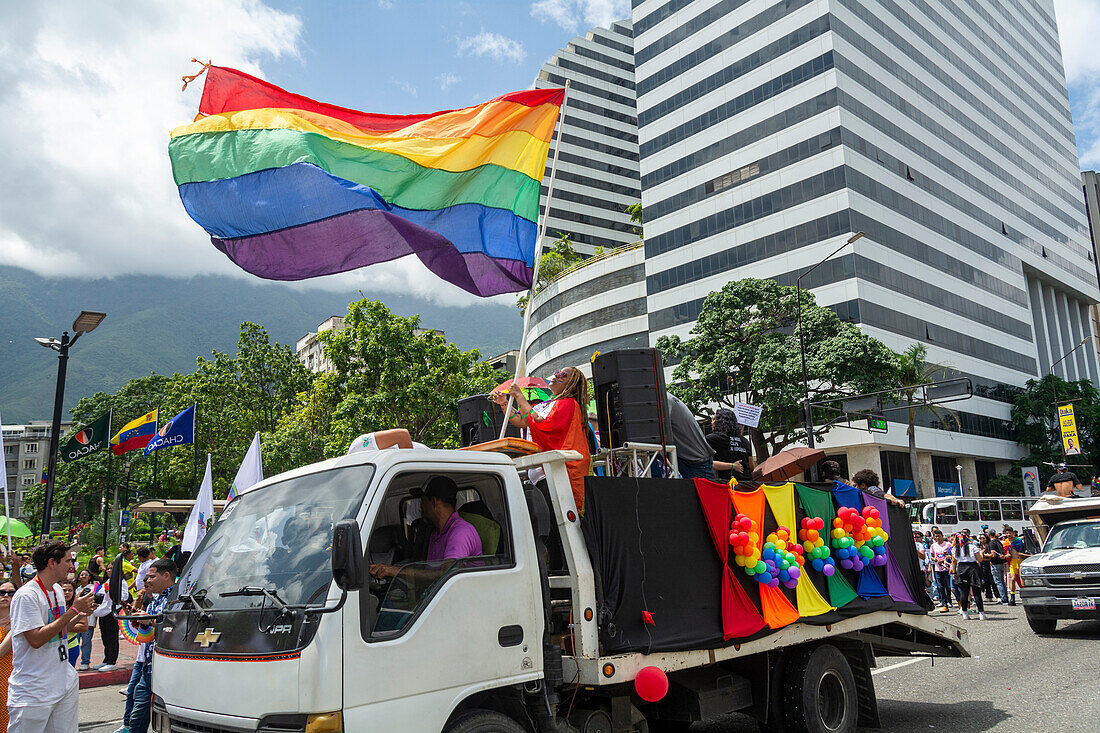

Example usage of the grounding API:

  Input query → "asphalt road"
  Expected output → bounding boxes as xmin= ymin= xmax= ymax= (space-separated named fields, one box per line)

xmin=77 ymin=602 xmax=1099 ymax=732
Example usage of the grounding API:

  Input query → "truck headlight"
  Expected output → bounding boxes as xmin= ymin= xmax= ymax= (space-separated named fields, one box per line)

xmin=1020 ymin=565 xmax=1040 ymax=576
xmin=1022 ymin=577 xmax=1044 ymax=586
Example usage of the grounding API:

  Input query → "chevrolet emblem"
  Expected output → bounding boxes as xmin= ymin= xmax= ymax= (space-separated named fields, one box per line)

xmin=193 ymin=628 xmax=222 ymax=648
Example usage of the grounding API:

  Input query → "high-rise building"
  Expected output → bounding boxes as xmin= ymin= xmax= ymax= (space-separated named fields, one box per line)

xmin=1 ymin=420 xmax=72 ymax=519
xmin=1084 ymin=170 xmax=1100 ymax=366
xmin=630 ymin=0 xmax=1099 ymax=495
xmin=535 ymin=20 xmax=640 ymax=255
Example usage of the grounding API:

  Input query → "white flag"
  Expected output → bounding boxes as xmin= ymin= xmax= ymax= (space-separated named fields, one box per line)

xmin=229 ymin=432 xmax=263 ymax=500
xmin=182 ymin=454 xmax=215 ymax=553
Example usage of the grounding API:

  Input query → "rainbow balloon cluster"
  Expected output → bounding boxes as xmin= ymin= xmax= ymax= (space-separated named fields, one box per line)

xmin=729 ymin=514 xmax=762 ymax=577
xmin=762 ymin=527 xmax=804 ymax=589
xmin=831 ymin=507 xmax=867 ymax=571
xmin=799 ymin=517 xmax=837 ymax=577
xmin=854 ymin=506 xmax=890 ymax=567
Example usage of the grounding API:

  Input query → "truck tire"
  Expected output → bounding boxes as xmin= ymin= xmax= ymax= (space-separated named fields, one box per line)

xmin=1026 ymin=612 xmax=1057 ymax=634
xmin=782 ymin=643 xmax=858 ymax=733
xmin=445 ymin=710 xmax=527 ymax=733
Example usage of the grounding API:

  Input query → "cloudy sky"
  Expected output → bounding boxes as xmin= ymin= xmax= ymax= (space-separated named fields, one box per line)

xmin=0 ymin=0 xmax=1097 ymax=306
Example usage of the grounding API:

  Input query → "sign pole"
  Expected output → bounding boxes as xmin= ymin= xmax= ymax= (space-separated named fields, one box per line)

xmin=499 ymin=81 xmax=570 ymax=438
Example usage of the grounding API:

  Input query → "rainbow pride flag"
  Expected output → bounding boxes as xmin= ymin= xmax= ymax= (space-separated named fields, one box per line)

xmin=169 ymin=66 xmax=564 ymax=297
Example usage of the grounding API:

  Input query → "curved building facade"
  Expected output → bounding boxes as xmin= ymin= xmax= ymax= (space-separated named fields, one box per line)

xmin=525 ymin=243 xmax=647 ymax=377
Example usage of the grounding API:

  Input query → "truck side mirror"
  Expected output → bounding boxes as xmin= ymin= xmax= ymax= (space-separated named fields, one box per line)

xmin=332 ymin=519 xmax=365 ymax=592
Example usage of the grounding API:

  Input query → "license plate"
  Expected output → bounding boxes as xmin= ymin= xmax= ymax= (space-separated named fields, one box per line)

xmin=1072 ymin=598 xmax=1096 ymax=611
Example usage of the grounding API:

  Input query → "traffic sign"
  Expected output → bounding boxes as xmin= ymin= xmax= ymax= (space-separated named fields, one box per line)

xmin=867 ymin=417 xmax=888 ymax=433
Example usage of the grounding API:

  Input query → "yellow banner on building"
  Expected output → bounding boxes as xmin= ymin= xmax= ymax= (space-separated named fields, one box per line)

xmin=1058 ymin=404 xmax=1082 ymax=455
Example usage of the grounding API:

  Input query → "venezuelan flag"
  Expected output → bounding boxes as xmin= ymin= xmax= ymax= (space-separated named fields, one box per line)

xmin=168 ymin=66 xmax=564 ymax=297
xmin=110 ymin=410 xmax=158 ymax=456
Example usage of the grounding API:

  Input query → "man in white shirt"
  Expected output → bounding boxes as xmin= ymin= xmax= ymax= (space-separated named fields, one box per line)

xmin=8 ymin=539 xmax=96 ymax=732
xmin=132 ymin=547 xmax=155 ymax=592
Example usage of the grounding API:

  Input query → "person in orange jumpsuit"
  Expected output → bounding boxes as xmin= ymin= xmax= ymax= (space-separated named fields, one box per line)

xmin=493 ymin=367 xmax=591 ymax=511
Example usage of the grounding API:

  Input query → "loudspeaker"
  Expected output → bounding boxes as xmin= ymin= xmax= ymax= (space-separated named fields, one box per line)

xmin=592 ymin=348 xmax=671 ymax=449
xmin=458 ymin=394 xmax=520 ymax=447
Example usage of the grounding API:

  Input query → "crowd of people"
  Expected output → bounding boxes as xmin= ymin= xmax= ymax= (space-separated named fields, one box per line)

xmin=0 ymin=538 xmax=181 ymax=733
xmin=916 ymin=524 xmax=1033 ymax=620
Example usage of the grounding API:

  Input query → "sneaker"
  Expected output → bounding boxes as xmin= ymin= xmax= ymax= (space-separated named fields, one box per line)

xmin=1009 ymin=598 xmax=1016 ymax=606
xmin=978 ymin=613 xmax=987 ymax=621
xmin=939 ymin=606 xmax=949 ymax=613
xmin=958 ymin=609 xmax=969 ymax=620
xmin=97 ymin=664 xmax=119 ymax=672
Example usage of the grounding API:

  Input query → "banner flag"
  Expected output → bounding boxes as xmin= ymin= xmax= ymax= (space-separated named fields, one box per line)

xmin=110 ymin=410 xmax=158 ymax=455
xmin=1058 ymin=404 xmax=1081 ymax=455
xmin=182 ymin=454 xmax=215 ymax=553
xmin=59 ymin=412 xmax=111 ymax=463
xmin=228 ymin=432 xmax=263 ymax=501
xmin=143 ymin=405 xmax=196 ymax=456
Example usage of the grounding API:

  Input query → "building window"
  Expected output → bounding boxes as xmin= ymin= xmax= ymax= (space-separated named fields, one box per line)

xmin=975 ymin=461 xmax=998 ymax=493
xmin=879 ymin=451 xmax=914 ymax=495
xmin=23 ymin=459 xmax=34 ymax=470
xmin=25 ymin=444 xmax=38 ymax=454
xmin=931 ymin=456 xmax=959 ymax=491
xmin=21 ymin=476 xmax=35 ymax=486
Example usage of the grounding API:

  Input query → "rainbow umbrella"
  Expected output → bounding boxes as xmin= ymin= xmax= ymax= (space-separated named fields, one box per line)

xmin=494 ymin=377 xmax=551 ymax=401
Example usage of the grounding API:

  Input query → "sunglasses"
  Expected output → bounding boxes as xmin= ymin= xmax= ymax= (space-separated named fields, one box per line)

xmin=0 ymin=590 xmax=15 ymax=597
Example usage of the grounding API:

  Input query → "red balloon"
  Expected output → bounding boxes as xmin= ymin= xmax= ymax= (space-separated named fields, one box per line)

xmin=635 ymin=666 xmax=669 ymax=702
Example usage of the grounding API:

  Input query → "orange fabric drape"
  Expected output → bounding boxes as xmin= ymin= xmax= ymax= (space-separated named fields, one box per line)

xmin=527 ymin=397 xmax=590 ymax=511
xmin=732 ymin=486 xmax=800 ymax=629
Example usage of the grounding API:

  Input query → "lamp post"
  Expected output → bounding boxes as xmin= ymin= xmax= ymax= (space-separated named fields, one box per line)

xmin=956 ymin=463 xmax=964 ymax=497
xmin=797 ymin=232 xmax=864 ymax=478
xmin=36 ymin=310 xmax=106 ymax=539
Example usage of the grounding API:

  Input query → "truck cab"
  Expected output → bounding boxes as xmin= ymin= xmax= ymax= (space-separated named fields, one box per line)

xmin=1020 ymin=496 xmax=1100 ymax=634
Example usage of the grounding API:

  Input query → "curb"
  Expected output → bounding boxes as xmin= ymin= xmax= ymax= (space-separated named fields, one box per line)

xmin=79 ymin=666 xmax=133 ymax=689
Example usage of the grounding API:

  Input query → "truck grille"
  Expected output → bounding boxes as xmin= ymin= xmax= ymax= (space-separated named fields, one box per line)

xmin=152 ymin=710 xmax=305 ymax=733
xmin=1044 ymin=563 xmax=1100 ymax=574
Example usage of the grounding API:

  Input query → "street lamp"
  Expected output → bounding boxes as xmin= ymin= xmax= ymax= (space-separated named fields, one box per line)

xmin=36 ymin=310 xmax=106 ymax=539
xmin=956 ymin=464 xmax=964 ymax=497
xmin=797 ymin=232 xmax=864 ymax=478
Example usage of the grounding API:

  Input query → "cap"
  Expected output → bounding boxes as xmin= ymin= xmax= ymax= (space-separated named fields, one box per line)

xmin=1057 ymin=462 xmax=1068 ymax=471
xmin=980 ymin=524 xmax=989 ymax=530
xmin=413 ymin=475 xmax=459 ymax=503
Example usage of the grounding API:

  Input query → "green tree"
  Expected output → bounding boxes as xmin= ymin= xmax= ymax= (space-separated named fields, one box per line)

xmin=1010 ymin=374 xmax=1100 ymax=486
xmin=894 ymin=343 xmax=959 ymax=496
xmin=517 ymin=232 xmax=585 ymax=313
xmin=625 ymin=202 xmax=643 ymax=238
xmin=656 ymin=278 xmax=897 ymax=459
xmin=277 ymin=298 xmax=499 ymax=458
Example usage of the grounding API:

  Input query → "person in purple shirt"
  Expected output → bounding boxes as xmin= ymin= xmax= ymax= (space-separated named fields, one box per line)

xmin=369 ymin=476 xmax=482 ymax=580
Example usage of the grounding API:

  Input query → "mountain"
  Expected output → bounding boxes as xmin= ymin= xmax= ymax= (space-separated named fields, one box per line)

xmin=0 ymin=265 xmax=521 ymax=423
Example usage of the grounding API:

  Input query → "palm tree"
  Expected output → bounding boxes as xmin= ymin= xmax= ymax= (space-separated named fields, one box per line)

xmin=895 ymin=343 xmax=959 ymax=495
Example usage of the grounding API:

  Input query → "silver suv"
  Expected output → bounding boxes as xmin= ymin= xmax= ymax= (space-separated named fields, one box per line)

xmin=1019 ymin=519 xmax=1100 ymax=634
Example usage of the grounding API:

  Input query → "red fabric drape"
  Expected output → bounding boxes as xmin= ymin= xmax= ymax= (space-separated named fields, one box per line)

xmin=694 ymin=479 xmax=766 ymax=639
xmin=527 ymin=398 xmax=590 ymax=511
xmin=732 ymin=486 xmax=801 ymax=630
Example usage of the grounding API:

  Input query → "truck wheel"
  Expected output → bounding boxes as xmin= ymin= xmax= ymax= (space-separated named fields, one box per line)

xmin=1026 ymin=612 xmax=1057 ymax=634
xmin=782 ymin=643 xmax=858 ymax=733
xmin=445 ymin=710 xmax=527 ymax=733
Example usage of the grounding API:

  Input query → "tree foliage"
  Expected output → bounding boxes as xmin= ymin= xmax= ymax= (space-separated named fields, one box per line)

xmin=656 ymin=278 xmax=898 ymax=459
xmin=516 ymin=232 xmax=585 ymax=313
xmin=1009 ymin=374 xmax=1099 ymax=485
xmin=894 ymin=343 xmax=958 ymax=495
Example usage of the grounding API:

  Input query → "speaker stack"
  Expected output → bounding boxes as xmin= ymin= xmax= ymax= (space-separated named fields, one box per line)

xmin=592 ymin=348 xmax=671 ymax=450
xmin=457 ymin=395 xmax=521 ymax=447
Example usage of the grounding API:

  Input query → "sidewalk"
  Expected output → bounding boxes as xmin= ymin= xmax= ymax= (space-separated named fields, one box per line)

xmin=78 ymin=622 xmax=138 ymax=689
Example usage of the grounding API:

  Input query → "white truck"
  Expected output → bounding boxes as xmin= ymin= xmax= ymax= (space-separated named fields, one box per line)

xmin=1020 ymin=495 xmax=1100 ymax=634
xmin=150 ymin=447 xmax=968 ymax=733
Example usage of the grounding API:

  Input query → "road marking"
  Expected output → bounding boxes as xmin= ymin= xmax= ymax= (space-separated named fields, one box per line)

xmin=872 ymin=657 xmax=927 ymax=676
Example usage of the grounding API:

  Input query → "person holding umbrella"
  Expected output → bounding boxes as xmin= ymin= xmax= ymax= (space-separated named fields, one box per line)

xmin=493 ymin=367 xmax=591 ymax=512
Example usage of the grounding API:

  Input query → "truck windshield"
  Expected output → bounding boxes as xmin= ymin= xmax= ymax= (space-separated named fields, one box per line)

xmin=177 ymin=465 xmax=374 ymax=610
xmin=1044 ymin=523 xmax=1100 ymax=551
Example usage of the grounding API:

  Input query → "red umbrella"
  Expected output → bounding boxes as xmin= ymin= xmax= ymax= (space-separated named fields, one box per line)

xmin=752 ymin=446 xmax=825 ymax=482
xmin=495 ymin=376 xmax=548 ymax=391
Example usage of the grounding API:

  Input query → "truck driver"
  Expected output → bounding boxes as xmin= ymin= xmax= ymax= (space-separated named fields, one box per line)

xmin=368 ymin=476 xmax=482 ymax=580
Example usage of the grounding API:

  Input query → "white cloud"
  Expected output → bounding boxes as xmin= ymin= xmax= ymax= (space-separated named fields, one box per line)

xmin=0 ymin=0 xmax=505 ymax=308
xmin=1055 ymin=0 xmax=1100 ymax=167
xmin=530 ymin=0 xmax=630 ymax=33
xmin=377 ymin=0 xmax=394 ymax=8
xmin=457 ymin=31 xmax=527 ymax=63
xmin=391 ymin=77 xmax=418 ymax=96
xmin=437 ymin=71 xmax=461 ymax=91
xmin=0 ymin=0 xmax=300 ymax=281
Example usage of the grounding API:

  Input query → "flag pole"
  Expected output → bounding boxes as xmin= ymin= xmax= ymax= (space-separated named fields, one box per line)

xmin=499 ymin=80 xmax=570 ymax=439
xmin=0 ymin=408 xmax=13 ymax=559
xmin=104 ymin=410 xmax=113 ymax=549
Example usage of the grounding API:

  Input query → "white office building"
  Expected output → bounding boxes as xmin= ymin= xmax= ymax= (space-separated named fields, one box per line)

xmin=535 ymin=20 xmax=640 ymax=255
xmin=1 ymin=420 xmax=72 ymax=519
xmin=626 ymin=0 xmax=1099 ymax=496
